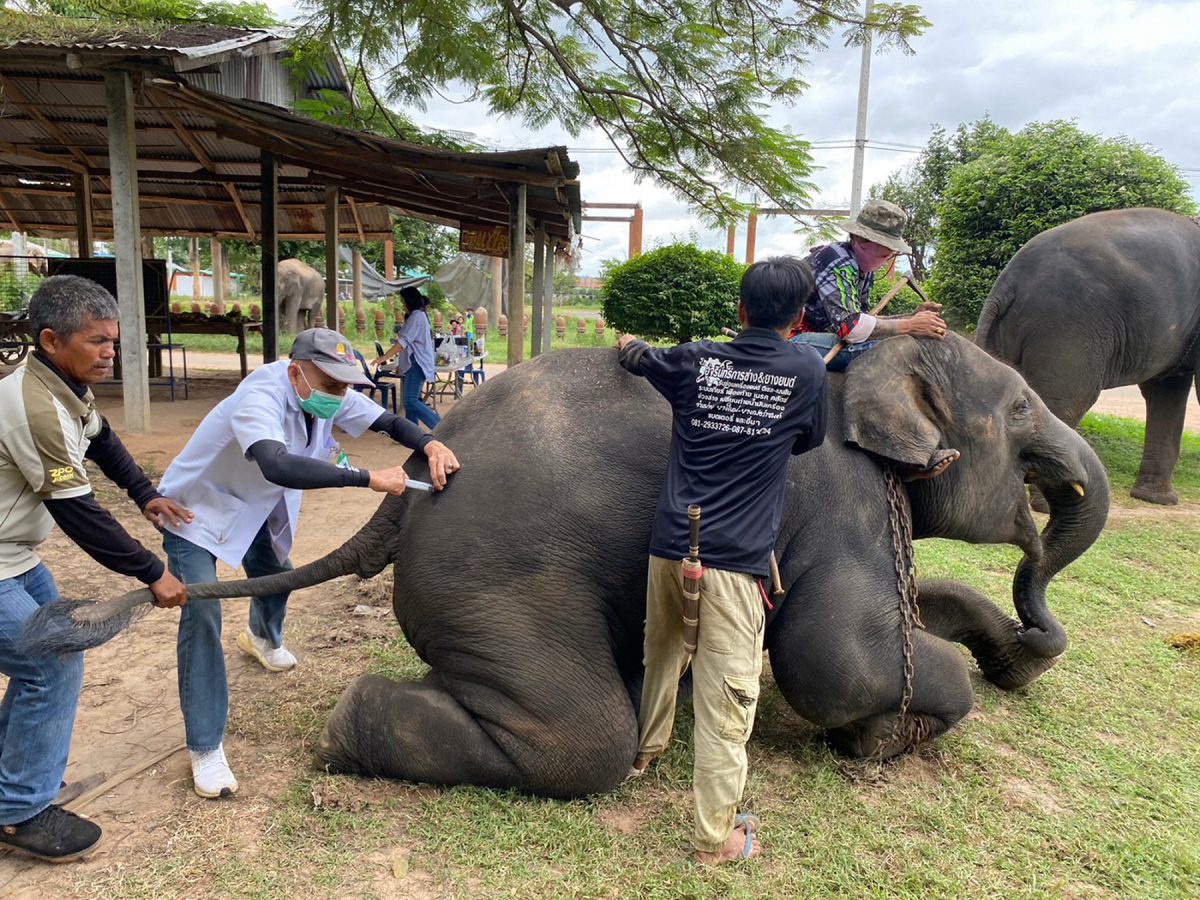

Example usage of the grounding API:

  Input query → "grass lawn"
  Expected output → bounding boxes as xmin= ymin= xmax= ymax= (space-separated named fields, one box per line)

xmin=82 ymin=414 xmax=1200 ymax=898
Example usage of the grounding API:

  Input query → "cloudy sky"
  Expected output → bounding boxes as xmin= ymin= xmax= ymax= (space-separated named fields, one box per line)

xmin=274 ymin=0 xmax=1200 ymax=275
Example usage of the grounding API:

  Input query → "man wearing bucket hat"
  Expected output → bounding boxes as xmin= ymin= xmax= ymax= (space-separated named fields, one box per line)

xmin=157 ymin=327 xmax=460 ymax=799
xmin=792 ymin=199 xmax=948 ymax=372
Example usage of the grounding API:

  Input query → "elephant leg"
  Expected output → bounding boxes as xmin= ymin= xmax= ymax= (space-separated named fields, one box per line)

xmin=770 ymin=591 xmax=975 ymax=761
xmin=820 ymin=628 xmax=975 ymax=760
xmin=316 ymin=654 xmax=638 ymax=798
xmin=1131 ymin=373 xmax=1192 ymax=505
xmin=915 ymin=579 xmax=1058 ymax=690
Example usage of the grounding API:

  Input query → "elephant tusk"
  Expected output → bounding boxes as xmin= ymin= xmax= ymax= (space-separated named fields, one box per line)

xmin=1071 ymin=482 xmax=1086 ymax=497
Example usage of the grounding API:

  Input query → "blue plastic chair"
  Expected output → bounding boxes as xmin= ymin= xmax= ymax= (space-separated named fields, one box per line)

xmin=352 ymin=348 xmax=398 ymax=414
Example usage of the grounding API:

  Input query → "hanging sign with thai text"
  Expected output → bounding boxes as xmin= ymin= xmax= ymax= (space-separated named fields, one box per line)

xmin=459 ymin=225 xmax=509 ymax=257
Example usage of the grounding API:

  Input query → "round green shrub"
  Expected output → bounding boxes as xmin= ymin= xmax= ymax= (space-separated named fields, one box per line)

xmin=601 ymin=244 xmax=745 ymax=344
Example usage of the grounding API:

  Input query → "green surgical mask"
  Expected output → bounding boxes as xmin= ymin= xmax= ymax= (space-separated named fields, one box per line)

xmin=296 ymin=367 xmax=345 ymax=419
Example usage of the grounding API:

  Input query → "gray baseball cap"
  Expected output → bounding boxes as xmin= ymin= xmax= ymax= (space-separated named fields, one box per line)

xmin=290 ymin=328 xmax=372 ymax=386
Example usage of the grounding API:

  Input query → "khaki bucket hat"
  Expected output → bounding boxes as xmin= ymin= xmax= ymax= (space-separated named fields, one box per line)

xmin=843 ymin=199 xmax=912 ymax=255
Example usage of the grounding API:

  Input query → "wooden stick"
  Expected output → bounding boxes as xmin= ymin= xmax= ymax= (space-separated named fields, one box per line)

xmin=821 ymin=276 xmax=911 ymax=364
xmin=67 ymin=743 xmax=186 ymax=813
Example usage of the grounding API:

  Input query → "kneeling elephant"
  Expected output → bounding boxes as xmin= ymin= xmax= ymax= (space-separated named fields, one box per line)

xmin=225 ymin=334 xmax=1109 ymax=798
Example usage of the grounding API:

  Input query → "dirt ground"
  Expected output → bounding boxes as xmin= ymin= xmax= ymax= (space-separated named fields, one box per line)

xmin=0 ymin=355 xmax=1195 ymax=896
xmin=0 ymin=364 xmax=475 ymax=897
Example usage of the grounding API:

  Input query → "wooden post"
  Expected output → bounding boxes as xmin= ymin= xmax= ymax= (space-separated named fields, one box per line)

xmin=629 ymin=204 xmax=643 ymax=258
xmin=190 ymin=237 xmax=201 ymax=305
xmin=505 ymin=183 xmax=526 ymax=365
xmin=530 ymin=220 xmax=545 ymax=357
xmin=384 ymin=237 xmax=395 ymax=280
xmin=490 ymin=255 xmax=503 ymax=326
xmin=726 ymin=224 xmax=736 ymax=258
xmin=73 ymin=173 xmax=93 ymax=258
xmin=209 ymin=238 xmax=225 ymax=314
xmin=352 ymin=249 xmax=364 ymax=329
xmin=260 ymin=150 xmax=278 ymax=362
xmin=104 ymin=70 xmax=149 ymax=433
xmin=746 ymin=209 xmax=758 ymax=265
xmin=206 ymin=240 xmax=223 ymax=314
xmin=542 ymin=236 xmax=555 ymax=355
xmin=324 ymin=185 xmax=339 ymax=329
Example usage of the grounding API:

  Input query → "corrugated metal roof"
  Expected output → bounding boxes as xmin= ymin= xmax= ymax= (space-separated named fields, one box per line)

xmin=5 ymin=24 xmax=285 ymax=56
xmin=0 ymin=50 xmax=581 ymax=246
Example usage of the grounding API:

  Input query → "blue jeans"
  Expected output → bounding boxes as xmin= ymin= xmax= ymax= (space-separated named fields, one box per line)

xmin=0 ymin=563 xmax=81 ymax=824
xmin=790 ymin=332 xmax=879 ymax=373
xmin=402 ymin=368 xmax=441 ymax=430
xmin=164 ymin=523 xmax=292 ymax=752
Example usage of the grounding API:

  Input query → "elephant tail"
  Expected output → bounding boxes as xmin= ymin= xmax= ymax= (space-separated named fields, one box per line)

xmin=975 ymin=277 xmax=1018 ymax=360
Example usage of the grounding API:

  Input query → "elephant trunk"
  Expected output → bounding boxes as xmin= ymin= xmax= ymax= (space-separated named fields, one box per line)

xmin=1013 ymin=426 xmax=1110 ymax=658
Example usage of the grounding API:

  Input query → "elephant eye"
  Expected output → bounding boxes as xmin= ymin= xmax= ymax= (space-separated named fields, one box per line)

xmin=1011 ymin=396 xmax=1032 ymax=419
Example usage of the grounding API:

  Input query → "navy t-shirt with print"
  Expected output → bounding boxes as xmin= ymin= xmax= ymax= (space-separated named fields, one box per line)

xmin=619 ymin=328 xmax=828 ymax=577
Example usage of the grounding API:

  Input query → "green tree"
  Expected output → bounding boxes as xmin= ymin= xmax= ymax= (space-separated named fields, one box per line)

xmin=300 ymin=0 xmax=928 ymax=222
xmin=601 ymin=244 xmax=743 ymax=343
xmin=873 ymin=118 xmax=1008 ymax=280
xmin=927 ymin=120 xmax=1195 ymax=328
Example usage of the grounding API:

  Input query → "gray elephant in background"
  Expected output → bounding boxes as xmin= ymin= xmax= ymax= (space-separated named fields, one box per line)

xmin=203 ymin=337 xmax=1108 ymax=798
xmin=277 ymin=258 xmax=324 ymax=334
xmin=0 ymin=239 xmax=48 ymax=274
xmin=976 ymin=208 xmax=1200 ymax=505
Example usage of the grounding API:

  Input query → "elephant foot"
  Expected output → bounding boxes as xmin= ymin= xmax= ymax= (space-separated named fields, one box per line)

xmin=1130 ymin=483 xmax=1179 ymax=506
xmin=316 ymin=670 xmax=638 ymax=798
xmin=825 ymin=711 xmax=945 ymax=760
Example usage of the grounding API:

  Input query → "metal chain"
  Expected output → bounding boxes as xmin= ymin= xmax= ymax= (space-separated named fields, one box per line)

xmin=877 ymin=465 xmax=925 ymax=760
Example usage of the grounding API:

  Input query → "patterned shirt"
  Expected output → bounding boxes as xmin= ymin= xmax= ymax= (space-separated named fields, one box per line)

xmin=800 ymin=241 xmax=874 ymax=340
xmin=0 ymin=353 xmax=103 ymax=578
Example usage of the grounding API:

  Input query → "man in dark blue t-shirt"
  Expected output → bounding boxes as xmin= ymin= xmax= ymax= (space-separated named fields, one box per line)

xmin=617 ymin=256 xmax=827 ymax=866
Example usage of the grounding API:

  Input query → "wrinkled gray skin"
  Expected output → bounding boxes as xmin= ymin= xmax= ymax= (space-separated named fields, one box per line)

xmin=977 ymin=207 xmax=1200 ymax=505
xmin=277 ymin=258 xmax=324 ymax=334
xmin=227 ymin=336 xmax=1108 ymax=799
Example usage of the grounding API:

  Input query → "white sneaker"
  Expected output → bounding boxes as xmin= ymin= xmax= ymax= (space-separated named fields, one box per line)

xmin=237 ymin=629 xmax=297 ymax=672
xmin=190 ymin=745 xmax=238 ymax=799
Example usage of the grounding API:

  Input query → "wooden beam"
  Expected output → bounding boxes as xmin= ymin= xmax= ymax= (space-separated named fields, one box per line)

xmin=0 ymin=190 xmax=24 ymax=231
xmin=530 ymin=220 xmax=545 ymax=357
xmin=160 ymin=109 xmax=216 ymax=171
xmin=0 ymin=74 xmax=96 ymax=171
xmin=542 ymin=235 xmax=555 ymax=355
xmin=224 ymin=184 xmax=255 ymax=239
xmin=630 ymin=205 xmax=644 ymax=258
xmin=74 ymin=173 xmax=93 ymax=256
xmin=346 ymin=195 xmax=365 ymax=244
xmin=505 ymin=182 xmax=526 ymax=365
xmin=324 ymin=185 xmax=338 ymax=328
xmin=260 ymin=150 xmax=278 ymax=362
xmin=104 ymin=69 xmax=149 ymax=433
xmin=0 ymin=139 xmax=88 ymax=173
xmin=384 ymin=238 xmax=394 ymax=281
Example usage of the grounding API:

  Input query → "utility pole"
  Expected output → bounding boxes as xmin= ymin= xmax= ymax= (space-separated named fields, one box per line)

xmin=849 ymin=0 xmax=875 ymax=217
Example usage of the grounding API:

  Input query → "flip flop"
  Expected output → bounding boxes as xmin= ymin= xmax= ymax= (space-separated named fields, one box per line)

xmin=734 ymin=813 xmax=761 ymax=859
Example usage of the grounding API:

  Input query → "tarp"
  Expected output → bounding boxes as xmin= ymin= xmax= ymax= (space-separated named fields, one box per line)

xmin=337 ymin=245 xmax=427 ymax=298
xmin=433 ymin=253 xmax=493 ymax=312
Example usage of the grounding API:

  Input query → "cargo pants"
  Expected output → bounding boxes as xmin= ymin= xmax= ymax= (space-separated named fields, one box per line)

xmin=635 ymin=554 xmax=765 ymax=853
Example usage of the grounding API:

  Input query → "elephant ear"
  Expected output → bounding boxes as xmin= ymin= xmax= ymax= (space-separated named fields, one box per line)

xmin=842 ymin=336 xmax=945 ymax=467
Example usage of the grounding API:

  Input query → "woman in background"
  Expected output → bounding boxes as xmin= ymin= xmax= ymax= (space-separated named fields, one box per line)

xmin=376 ymin=286 xmax=440 ymax=429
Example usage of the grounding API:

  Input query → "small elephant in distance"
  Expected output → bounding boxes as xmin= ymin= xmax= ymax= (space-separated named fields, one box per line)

xmin=277 ymin=258 xmax=324 ymax=334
